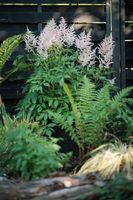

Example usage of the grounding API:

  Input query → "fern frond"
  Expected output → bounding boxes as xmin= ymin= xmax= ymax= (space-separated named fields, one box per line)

xmin=96 ymin=85 xmax=110 ymax=106
xmin=77 ymin=77 xmax=96 ymax=113
xmin=113 ymin=87 xmax=133 ymax=103
xmin=49 ymin=111 xmax=72 ymax=133
xmin=49 ymin=110 xmax=82 ymax=148
xmin=0 ymin=34 xmax=23 ymax=69
xmin=63 ymin=83 xmax=85 ymax=151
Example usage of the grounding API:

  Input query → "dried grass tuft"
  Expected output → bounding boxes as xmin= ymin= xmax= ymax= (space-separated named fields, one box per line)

xmin=77 ymin=142 xmax=133 ymax=179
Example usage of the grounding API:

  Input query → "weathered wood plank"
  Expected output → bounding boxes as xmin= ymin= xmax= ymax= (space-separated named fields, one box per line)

xmin=112 ymin=0 xmax=121 ymax=88
xmin=0 ymin=29 xmax=105 ymax=42
xmin=125 ymin=4 xmax=133 ymax=21
xmin=120 ymin=0 xmax=126 ymax=88
xmin=106 ymin=0 xmax=111 ymax=35
xmin=0 ymin=0 xmax=106 ymax=4
xmin=0 ymin=175 xmax=103 ymax=200
xmin=126 ymin=69 xmax=133 ymax=80
xmin=125 ymin=0 xmax=133 ymax=4
xmin=0 ymin=8 xmax=105 ymax=24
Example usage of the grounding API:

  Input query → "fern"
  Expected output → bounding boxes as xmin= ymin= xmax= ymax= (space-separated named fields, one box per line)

xmin=0 ymin=34 xmax=23 ymax=81
xmin=77 ymin=80 xmax=111 ymax=147
xmin=52 ymin=77 xmax=133 ymax=158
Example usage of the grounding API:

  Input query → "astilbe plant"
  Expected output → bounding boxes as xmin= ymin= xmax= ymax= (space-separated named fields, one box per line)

xmin=14 ymin=17 xmax=115 ymax=136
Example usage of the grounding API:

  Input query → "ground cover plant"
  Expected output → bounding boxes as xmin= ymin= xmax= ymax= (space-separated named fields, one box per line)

xmin=0 ymin=101 xmax=71 ymax=180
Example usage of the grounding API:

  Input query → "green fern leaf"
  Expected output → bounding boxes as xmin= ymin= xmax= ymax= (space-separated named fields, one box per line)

xmin=63 ymin=82 xmax=85 ymax=151
xmin=0 ymin=34 xmax=23 ymax=69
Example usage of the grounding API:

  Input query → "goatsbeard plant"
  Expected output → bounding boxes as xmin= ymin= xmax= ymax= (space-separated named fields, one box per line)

xmin=14 ymin=17 xmax=115 ymax=136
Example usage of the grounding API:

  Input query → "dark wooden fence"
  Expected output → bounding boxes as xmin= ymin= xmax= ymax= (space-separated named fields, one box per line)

xmin=0 ymin=0 xmax=133 ymax=113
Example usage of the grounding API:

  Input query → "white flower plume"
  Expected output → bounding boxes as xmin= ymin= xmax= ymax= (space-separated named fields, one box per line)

xmin=78 ymin=48 xmax=96 ymax=67
xmin=24 ymin=18 xmax=114 ymax=68
xmin=24 ymin=27 xmax=37 ymax=52
xmin=75 ymin=31 xmax=92 ymax=50
xmin=98 ymin=34 xmax=115 ymax=68
xmin=59 ymin=17 xmax=76 ymax=46
xmin=37 ymin=19 xmax=62 ymax=57
xmin=76 ymin=31 xmax=96 ymax=67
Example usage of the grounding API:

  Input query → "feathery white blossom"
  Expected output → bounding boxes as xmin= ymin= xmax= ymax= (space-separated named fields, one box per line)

xmin=78 ymin=48 xmax=96 ymax=67
xmin=75 ymin=31 xmax=92 ymax=50
xmin=98 ymin=34 xmax=115 ymax=68
xmin=76 ymin=31 xmax=96 ymax=67
xmin=37 ymin=19 xmax=62 ymax=57
xmin=59 ymin=17 xmax=76 ymax=46
xmin=24 ymin=18 xmax=114 ymax=68
xmin=24 ymin=27 xmax=37 ymax=52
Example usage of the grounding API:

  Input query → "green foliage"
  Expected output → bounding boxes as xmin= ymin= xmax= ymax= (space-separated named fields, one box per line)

xmin=0 ymin=35 xmax=23 ymax=82
xmin=0 ymin=103 xmax=70 ymax=180
xmin=51 ymin=77 xmax=133 ymax=156
xmin=98 ymin=175 xmax=133 ymax=200
xmin=16 ymin=47 xmax=81 ymax=135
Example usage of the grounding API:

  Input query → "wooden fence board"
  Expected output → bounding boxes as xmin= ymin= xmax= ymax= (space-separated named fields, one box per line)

xmin=0 ymin=0 xmax=106 ymax=4
xmin=0 ymin=10 xmax=105 ymax=24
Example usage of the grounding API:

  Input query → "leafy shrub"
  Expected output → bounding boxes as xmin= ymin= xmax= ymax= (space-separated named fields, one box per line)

xmin=98 ymin=175 xmax=133 ymax=200
xmin=0 ymin=103 xmax=70 ymax=180
xmin=13 ymin=18 xmax=114 ymax=136
xmin=16 ymin=47 xmax=80 ymax=135
xmin=78 ymin=142 xmax=133 ymax=180
xmin=51 ymin=77 xmax=133 ymax=157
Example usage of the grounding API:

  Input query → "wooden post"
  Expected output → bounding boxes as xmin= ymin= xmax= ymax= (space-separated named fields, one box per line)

xmin=106 ymin=0 xmax=112 ymax=36
xmin=112 ymin=0 xmax=126 ymax=88
xmin=37 ymin=3 xmax=43 ymax=32
xmin=120 ymin=0 xmax=126 ymax=88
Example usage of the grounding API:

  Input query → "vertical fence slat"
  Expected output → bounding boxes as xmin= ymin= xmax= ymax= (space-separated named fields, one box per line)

xmin=37 ymin=4 xmax=42 ymax=32
xmin=112 ymin=0 xmax=126 ymax=88
xmin=120 ymin=0 xmax=126 ymax=88
xmin=106 ymin=0 xmax=112 ymax=36
xmin=112 ymin=0 xmax=121 ymax=88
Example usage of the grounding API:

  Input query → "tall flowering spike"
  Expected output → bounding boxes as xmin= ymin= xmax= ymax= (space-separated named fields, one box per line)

xmin=78 ymin=48 xmax=96 ymax=67
xmin=75 ymin=31 xmax=92 ymax=50
xmin=98 ymin=33 xmax=115 ymax=68
xmin=37 ymin=19 xmax=62 ymax=57
xmin=59 ymin=17 xmax=76 ymax=46
xmin=76 ymin=31 xmax=96 ymax=67
xmin=24 ymin=27 xmax=37 ymax=52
